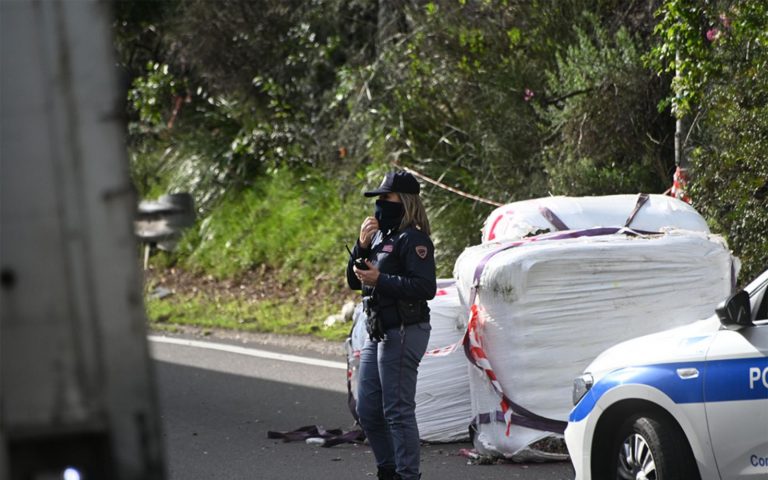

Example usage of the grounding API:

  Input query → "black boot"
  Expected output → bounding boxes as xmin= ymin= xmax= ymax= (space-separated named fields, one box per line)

xmin=376 ymin=466 xmax=398 ymax=480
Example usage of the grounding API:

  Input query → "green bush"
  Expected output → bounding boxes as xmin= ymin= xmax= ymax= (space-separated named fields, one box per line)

xmin=649 ymin=0 xmax=768 ymax=281
xmin=178 ymin=167 xmax=363 ymax=281
xmin=542 ymin=15 xmax=674 ymax=195
xmin=686 ymin=2 xmax=768 ymax=282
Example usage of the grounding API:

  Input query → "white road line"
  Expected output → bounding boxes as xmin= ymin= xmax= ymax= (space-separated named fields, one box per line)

xmin=148 ymin=335 xmax=347 ymax=370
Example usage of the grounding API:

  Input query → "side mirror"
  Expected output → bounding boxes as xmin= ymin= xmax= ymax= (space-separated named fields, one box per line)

xmin=716 ymin=290 xmax=753 ymax=328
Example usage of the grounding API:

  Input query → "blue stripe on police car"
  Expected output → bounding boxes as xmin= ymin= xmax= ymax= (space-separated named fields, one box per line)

xmin=570 ymin=357 xmax=768 ymax=423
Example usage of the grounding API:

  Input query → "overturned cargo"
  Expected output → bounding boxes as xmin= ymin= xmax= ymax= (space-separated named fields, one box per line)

xmin=455 ymin=227 xmax=736 ymax=459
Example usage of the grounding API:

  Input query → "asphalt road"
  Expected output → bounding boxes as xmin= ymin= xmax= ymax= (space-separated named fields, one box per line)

xmin=150 ymin=336 xmax=575 ymax=480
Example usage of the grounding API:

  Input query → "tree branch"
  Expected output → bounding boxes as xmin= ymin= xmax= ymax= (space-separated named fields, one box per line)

xmin=540 ymin=87 xmax=594 ymax=107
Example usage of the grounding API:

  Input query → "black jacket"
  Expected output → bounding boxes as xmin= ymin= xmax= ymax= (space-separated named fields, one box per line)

xmin=346 ymin=227 xmax=437 ymax=330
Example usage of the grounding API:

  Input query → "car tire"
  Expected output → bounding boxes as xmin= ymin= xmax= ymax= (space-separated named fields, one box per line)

xmin=609 ymin=413 xmax=698 ymax=480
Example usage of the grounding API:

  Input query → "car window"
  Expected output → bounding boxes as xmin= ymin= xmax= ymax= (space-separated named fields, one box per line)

xmin=754 ymin=283 xmax=768 ymax=323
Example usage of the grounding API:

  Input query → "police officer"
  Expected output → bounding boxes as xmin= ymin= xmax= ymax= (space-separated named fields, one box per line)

xmin=346 ymin=171 xmax=436 ymax=480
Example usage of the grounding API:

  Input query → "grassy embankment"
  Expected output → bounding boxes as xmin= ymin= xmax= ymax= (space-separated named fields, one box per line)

xmin=143 ymin=168 xmax=372 ymax=341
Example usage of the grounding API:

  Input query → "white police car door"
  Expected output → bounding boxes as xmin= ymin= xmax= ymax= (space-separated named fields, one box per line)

xmin=704 ymin=280 xmax=768 ymax=478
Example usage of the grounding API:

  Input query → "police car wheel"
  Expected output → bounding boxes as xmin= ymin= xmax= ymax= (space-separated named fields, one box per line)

xmin=611 ymin=414 xmax=696 ymax=480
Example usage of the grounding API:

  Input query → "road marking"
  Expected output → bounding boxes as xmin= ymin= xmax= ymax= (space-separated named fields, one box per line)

xmin=148 ymin=335 xmax=347 ymax=370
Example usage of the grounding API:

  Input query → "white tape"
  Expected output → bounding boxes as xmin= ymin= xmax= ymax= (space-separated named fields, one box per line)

xmin=148 ymin=335 xmax=346 ymax=370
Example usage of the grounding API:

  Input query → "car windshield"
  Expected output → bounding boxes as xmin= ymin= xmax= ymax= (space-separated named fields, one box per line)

xmin=749 ymin=269 xmax=768 ymax=323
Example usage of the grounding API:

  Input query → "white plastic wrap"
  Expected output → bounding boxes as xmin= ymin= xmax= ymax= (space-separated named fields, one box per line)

xmin=413 ymin=282 xmax=472 ymax=442
xmin=346 ymin=280 xmax=472 ymax=442
xmin=481 ymin=194 xmax=709 ymax=243
xmin=454 ymin=230 xmax=736 ymax=458
xmin=345 ymin=302 xmax=367 ymax=415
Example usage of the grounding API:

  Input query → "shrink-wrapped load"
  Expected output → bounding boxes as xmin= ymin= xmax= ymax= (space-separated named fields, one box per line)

xmin=454 ymin=229 xmax=736 ymax=459
xmin=346 ymin=280 xmax=472 ymax=442
xmin=481 ymin=194 xmax=709 ymax=243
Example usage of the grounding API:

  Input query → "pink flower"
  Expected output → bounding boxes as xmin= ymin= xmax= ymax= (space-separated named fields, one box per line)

xmin=523 ymin=88 xmax=535 ymax=102
xmin=706 ymin=28 xmax=721 ymax=42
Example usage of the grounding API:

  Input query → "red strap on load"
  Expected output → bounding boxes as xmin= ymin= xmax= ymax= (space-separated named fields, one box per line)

xmin=669 ymin=167 xmax=691 ymax=204
xmin=487 ymin=213 xmax=505 ymax=241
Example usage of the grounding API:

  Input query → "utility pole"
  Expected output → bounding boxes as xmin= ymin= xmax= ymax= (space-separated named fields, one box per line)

xmin=674 ymin=52 xmax=689 ymax=170
xmin=672 ymin=51 xmax=691 ymax=202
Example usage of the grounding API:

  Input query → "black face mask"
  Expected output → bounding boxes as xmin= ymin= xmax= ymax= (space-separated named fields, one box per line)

xmin=375 ymin=199 xmax=405 ymax=232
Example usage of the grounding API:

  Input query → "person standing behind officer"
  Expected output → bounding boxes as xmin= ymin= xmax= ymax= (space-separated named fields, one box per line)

xmin=346 ymin=171 xmax=436 ymax=480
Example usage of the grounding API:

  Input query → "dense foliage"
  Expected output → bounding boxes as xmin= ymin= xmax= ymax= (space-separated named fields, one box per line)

xmin=649 ymin=0 xmax=768 ymax=280
xmin=115 ymin=0 xmax=766 ymax=302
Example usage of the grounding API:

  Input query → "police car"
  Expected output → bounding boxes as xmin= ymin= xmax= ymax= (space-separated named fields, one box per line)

xmin=566 ymin=268 xmax=768 ymax=480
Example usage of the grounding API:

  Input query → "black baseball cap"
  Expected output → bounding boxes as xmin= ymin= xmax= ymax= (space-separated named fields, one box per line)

xmin=364 ymin=171 xmax=420 ymax=197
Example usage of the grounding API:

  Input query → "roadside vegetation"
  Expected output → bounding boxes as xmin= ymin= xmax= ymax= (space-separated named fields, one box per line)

xmin=115 ymin=1 xmax=768 ymax=340
xmin=143 ymin=267 xmax=351 ymax=341
xmin=140 ymin=168 xmax=365 ymax=341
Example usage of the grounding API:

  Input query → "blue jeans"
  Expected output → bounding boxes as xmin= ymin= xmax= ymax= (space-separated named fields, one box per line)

xmin=357 ymin=322 xmax=431 ymax=480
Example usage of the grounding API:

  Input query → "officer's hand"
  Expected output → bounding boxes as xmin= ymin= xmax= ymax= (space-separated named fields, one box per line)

xmin=359 ymin=217 xmax=379 ymax=248
xmin=354 ymin=259 xmax=380 ymax=286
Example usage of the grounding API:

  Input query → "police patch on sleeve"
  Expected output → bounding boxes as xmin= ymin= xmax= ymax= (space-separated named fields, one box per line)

xmin=415 ymin=245 xmax=429 ymax=259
